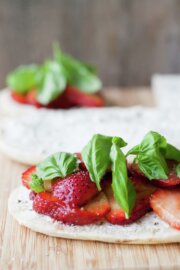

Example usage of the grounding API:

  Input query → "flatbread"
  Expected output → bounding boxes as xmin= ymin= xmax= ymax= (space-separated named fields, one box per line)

xmin=8 ymin=186 xmax=180 ymax=244
xmin=0 ymin=88 xmax=42 ymax=116
xmin=0 ymin=106 xmax=179 ymax=165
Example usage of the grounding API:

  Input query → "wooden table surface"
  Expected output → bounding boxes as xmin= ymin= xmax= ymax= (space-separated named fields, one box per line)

xmin=0 ymin=88 xmax=180 ymax=270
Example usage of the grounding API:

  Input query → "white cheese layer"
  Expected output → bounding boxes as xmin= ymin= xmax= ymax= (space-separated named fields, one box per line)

xmin=0 ymin=104 xmax=179 ymax=164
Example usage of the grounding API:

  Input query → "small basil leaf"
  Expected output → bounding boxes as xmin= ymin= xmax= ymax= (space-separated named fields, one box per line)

xmin=54 ymin=45 xmax=102 ymax=94
xmin=7 ymin=65 xmax=38 ymax=94
xmin=166 ymin=144 xmax=180 ymax=162
xmin=176 ymin=164 xmax=180 ymax=177
xmin=36 ymin=61 xmax=66 ymax=105
xmin=126 ymin=145 xmax=140 ymax=156
xmin=112 ymin=136 xmax=127 ymax=148
xmin=138 ymin=149 xmax=168 ymax=180
xmin=30 ymin=174 xmax=44 ymax=193
xmin=36 ymin=152 xmax=78 ymax=180
xmin=140 ymin=131 xmax=167 ymax=154
xmin=82 ymin=134 xmax=113 ymax=190
xmin=110 ymin=142 xmax=136 ymax=218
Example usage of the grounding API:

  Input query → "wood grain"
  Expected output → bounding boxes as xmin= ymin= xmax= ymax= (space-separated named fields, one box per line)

xmin=1 ymin=0 xmax=180 ymax=88
xmin=0 ymin=89 xmax=180 ymax=270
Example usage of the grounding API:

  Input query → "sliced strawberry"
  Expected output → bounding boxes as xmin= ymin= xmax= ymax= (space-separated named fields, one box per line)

xmin=65 ymin=85 xmax=105 ymax=107
xmin=52 ymin=171 xmax=98 ymax=207
xmin=151 ymin=161 xmax=180 ymax=187
xmin=29 ymin=191 xmax=37 ymax=200
xmin=47 ymin=90 xmax=75 ymax=109
xmin=33 ymin=191 xmax=110 ymax=225
xmin=104 ymin=176 xmax=156 ymax=225
xmin=11 ymin=91 xmax=28 ymax=104
xmin=128 ymin=160 xmax=180 ymax=187
xmin=26 ymin=89 xmax=42 ymax=108
xmin=150 ymin=189 xmax=180 ymax=230
xmin=128 ymin=162 xmax=145 ymax=178
xmin=22 ymin=166 xmax=36 ymax=189
xmin=75 ymin=152 xmax=87 ymax=170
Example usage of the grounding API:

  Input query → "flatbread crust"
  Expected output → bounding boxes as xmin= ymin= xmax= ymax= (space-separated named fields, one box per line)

xmin=8 ymin=186 xmax=180 ymax=244
xmin=0 ymin=106 xmax=179 ymax=165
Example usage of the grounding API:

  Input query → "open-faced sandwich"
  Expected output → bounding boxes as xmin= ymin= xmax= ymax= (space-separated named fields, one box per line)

xmin=9 ymin=131 xmax=180 ymax=244
xmin=0 ymin=45 xmax=104 ymax=115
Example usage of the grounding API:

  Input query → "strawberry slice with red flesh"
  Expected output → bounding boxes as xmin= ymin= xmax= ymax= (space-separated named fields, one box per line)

xmin=104 ymin=176 xmax=156 ymax=225
xmin=33 ymin=191 xmax=110 ymax=225
xmin=11 ymin=91 xmax=28 ymax=104
xmin=150 ymin=189 xmax=180 ymax=230
xmin=65 ymin=85 xmax=105 ymax=107
xmin=22 ymin=166 xmax=36 ymax=189
xmin=52 ymin=171 xmax=98 ymax=207
xmin=128 ymin=160 xmax=180 ymax=187
xmin=75 ymin=152 xmax=87 ymax=171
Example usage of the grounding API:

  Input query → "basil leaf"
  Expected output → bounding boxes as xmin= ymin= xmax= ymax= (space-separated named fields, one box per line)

xmin=36 ymin=61 xmax=66 ymax=105
xmin=139 ymin=131 xmax=167 ymax=153
xmin=82 ymin=134 xmax=112 ymax=190
xmin=166 ymin=144 xmax=180 ymax=162
xmin=54 ymin=45 xmax=102 ymax=94
xmin=127 ymin=131 xmax=172 ymax=180
xmin=36 ymin=152 xmax=78 ymax=180
xmin=127 ymin=145 xmax=140 ymax=156
xmin=7 ymin=65 xmax=38 ymax=94
xmin=110 ymin=142 xmax=136 ymax=218
xmin=176 ymin=164 xmax=180 ymax=177
xmin=30 ymin=174 xmax=44 ymax=193
xmin=82 ymin=134 xmax=127 ymax=190
xmin=138 ymin=149 xmax=168 ymax=180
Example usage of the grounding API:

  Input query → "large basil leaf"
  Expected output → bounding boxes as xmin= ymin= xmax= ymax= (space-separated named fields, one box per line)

xmin=7 ymin=65 xmax=38 ymax=94
xmin=36 ymin=61 xmax=66 ymax=105
xmin=36 ymin=152 xmax=78 ymax=180
xmin=110 ymin=141 xmax=136 ymax=218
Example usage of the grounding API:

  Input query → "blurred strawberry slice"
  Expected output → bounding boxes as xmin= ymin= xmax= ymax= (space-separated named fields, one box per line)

xmin=65 ymin=85 xmax=105 ymax=107
xmin=22 ymin=166 xmax=36 ymax=189
xmin=11 ymin=91 xmax=27 ymax=104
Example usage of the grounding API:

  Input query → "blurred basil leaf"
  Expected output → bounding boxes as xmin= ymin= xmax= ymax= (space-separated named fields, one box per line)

xmin=36 ymin=61 xmax=67 ymax=105
xmin=54 ymin=45 xmax=102 ymax=93
xmin=7 ymin=65 xmax=38 ymax=94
